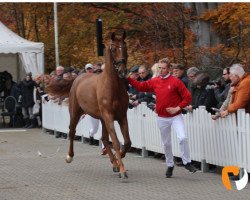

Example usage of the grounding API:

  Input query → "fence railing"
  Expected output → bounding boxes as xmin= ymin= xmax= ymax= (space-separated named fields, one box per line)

xmin=42 ymin=100 xmax=250 ymax=173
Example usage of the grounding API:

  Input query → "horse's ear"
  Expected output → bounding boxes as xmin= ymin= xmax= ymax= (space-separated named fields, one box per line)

xmin=111 ymin=32 xmax=116 ymax=41
xmin=122 ymin=31 xmax=126 ymax=40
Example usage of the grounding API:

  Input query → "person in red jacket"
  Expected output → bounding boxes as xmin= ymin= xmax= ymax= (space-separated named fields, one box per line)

xmin=127 ymin=57 xmax=197 ymax=178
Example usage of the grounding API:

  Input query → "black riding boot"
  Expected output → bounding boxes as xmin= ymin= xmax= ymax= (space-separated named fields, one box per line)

xmin=23 ymin=118 xmax=31 ymax=128
xmin=27 ymin=118 xmax=37 ymax=129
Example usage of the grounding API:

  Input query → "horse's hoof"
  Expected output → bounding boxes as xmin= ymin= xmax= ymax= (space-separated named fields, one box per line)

xmin=113 ymin=166 xmax=119 ymax=172
xmin=119 ymin=172 xmax=128 ymax=179
xmin=65 ymin=155 xmax=73 ymax=163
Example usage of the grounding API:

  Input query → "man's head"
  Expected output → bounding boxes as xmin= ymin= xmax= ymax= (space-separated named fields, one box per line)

xmin=193 ymin=73 xmax=210 ymax=88
xmin=151 ymin=63 xmax=159 ymax=77
xmin=222 ymin=67 xmax=230 ymax=82
xmin=138 ymin=65 xmax=149 ymax=79
xmin=129 ymin=65 xmax=139 ymax=79
xmin=93 ymin=62 xmax=102 ymax=71
xmin=63 ymin=72 xmax=72 ymax=80
xmin=56 ymin=66 xmax=64 ymax=76
xmin=229 ymin=64 xmax=245 ymax=86
xmin=71 ymin=70 xmax=79 ymax=78
xmin=34 ymin=74 xmax=42 ymax=84
xmin=85 ymin=63 xmax=94 ymax=73
xmin=25 ymin=72 xmax=32 ymax=81
xmin=172 ymin=64 xmax=185 ymax=78
xmin=158 ymin=58 xmax=171 ymax=77
xmin=187 ymin=67 xmax=199 ymax=82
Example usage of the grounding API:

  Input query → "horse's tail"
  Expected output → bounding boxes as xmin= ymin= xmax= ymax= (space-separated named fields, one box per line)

xmin=45 ymin=77 xmax=74 ymax=97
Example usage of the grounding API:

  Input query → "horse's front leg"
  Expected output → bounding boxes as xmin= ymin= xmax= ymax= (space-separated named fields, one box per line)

xmin=100 ymin=120 xmax=119 ymax=172
xmin=102 ymin=114 xmax=128 ymax=179
xmin=118 ymin=116 xmax=131 ymax=158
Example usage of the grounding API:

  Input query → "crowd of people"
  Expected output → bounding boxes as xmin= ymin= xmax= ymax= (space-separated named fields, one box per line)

xmin=0 ymin=71 xmax=45 ymax=128
xmin=128 ymin=61 xmax=250 ymax=120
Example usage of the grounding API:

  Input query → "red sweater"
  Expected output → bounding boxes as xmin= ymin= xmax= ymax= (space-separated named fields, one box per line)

xmin=128 ymin=75 xmax=192 ymax=117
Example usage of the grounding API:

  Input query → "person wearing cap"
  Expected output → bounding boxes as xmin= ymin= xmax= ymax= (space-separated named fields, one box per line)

xmin=128 ymin=65 xmax=140 ymax=80
xmin=85 ymin=63 xmax=94 ymax=73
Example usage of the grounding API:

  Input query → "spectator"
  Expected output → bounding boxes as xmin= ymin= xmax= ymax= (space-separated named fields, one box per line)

xmin=85 ymin=63 xmax=94 ymax=73
xmin=101 ymin=63 xmax=105 ymax=71
xmin=220 ymin=64 xmax=250 ymax=117
xmin=172 ymin=64 xmax=188 ymax=88
xmin=127 ymin=57 xmax=197 ymax=178
xmin=63 ymin=72 xmax=72 ymax=81
xmin=187 ymin=67 xmax=200 ymax=92
xmin=128 ymin=65 xmax=140 ymax=80
xmin=93 ymin=62 xmax=103 ymax=73
xmin=214 ymin=67 xmax=231 ymax=108
xmin=151 ymin=63 xmax=160 ymax=78
xmin=128 ymin=66 xmax=140 ymax=108
xmin=131 ymin=66 xmax=154 ymax=108
xmin=211 ymin=86 xmax=234 ymax=120
xmin=32 ymin=74 xmax=46 ymax=128
xmin=2 ymin=72 xmax=17 ymax=98
xmin=18 ymin=73 xmax=35 ymax=128
xmin=185 ymin=73 xmax=218 ymax=114
xmin=71 ymin=69 xmax=79 ymax=79
xmin=55 ymin=66 xmax=64 ymax=79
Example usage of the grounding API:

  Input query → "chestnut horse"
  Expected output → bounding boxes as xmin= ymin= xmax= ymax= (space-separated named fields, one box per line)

xmin=64 ymin=31 xmax=131 ymax=178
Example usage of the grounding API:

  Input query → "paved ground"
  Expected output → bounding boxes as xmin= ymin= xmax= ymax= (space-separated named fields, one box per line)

xmin=0 ymin=128 xmax=249 ymax=200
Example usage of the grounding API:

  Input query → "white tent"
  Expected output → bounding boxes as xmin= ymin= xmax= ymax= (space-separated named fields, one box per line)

xmin=0 ymin=21 xmax=44 ymax=81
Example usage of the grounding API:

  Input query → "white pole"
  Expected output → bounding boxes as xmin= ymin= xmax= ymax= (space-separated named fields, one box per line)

xmin=54 ymin=2 xmax=59 ymax=67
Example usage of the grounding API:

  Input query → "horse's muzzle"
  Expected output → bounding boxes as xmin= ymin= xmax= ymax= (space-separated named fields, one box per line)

xmin=118 ymin=68 xmax=127 ymax=79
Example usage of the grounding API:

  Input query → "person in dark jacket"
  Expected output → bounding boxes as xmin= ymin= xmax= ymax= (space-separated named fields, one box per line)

xmin=18 ymin=73 xmax=35 ymax=128
xmin=127 ymin=65 xmax=140 ymax=109
xmin=213 ymin=67 xmax=231 ymax=108
xmin=130 ymin=66 xmax=155 ymax=108
xmin=185 ymin=73 xmax=218 ymax=113
xmin=33 ymin=74 xmax=46 ymax=127
xmin=172 ymin=64 xmax=189 ymax=88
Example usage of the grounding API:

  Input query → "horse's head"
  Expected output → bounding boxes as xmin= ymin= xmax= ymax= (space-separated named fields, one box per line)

xmin=110 ymin=31 xmax=128 ymax=78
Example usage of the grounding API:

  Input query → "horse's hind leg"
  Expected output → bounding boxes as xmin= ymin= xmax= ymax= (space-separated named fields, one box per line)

xmin=100 ymin=120 xmax=119 ymax=172
xmin=118 ymin=116 xmax=131 ymax=158
xmin=66 ymin=101 xmax=82 ymax=163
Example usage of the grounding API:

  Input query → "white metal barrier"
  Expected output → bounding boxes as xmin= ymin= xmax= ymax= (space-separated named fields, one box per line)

xmin=42 ymin=100 xmax=250 ymax=172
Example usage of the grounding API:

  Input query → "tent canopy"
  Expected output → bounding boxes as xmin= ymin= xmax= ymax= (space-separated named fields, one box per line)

xmin=0 ymin=21 xmax=44 ymax=78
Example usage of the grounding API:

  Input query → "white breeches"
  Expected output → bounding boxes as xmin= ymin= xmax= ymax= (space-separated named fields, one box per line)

xmin=157 ymin=114 xmax=191 ymax=167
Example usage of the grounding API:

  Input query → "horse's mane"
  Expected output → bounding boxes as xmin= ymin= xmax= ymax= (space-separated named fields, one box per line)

xmin=45 ymin=76 xmax=74 ymax=97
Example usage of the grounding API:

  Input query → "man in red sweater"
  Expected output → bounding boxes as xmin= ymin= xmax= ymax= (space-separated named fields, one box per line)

xmin=127 ymin=58 xmax=197 ymax=178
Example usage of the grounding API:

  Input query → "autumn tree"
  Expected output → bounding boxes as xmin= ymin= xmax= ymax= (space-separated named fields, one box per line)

xmin=0 ymin=3 xmax=198 ymax=71
xmin=202 ymin=3 xmax=250 ymax=70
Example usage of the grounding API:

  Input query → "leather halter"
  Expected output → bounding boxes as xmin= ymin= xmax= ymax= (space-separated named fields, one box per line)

xmin=110 ymin=43 xmax=127 ymax=71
